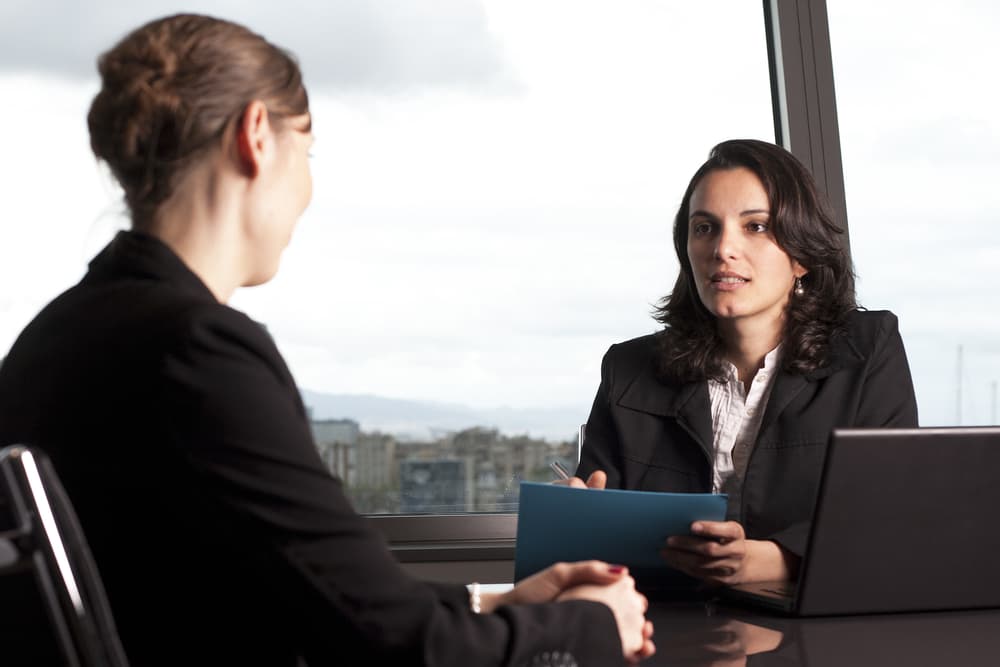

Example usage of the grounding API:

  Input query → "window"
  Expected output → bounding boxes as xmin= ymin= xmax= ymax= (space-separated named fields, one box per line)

xmin=247 ymin=1 xmax=777 ymax=515
xmin=828 ymin=0 xmax=1000 ymax=426
xmin=0 ymin=1 xmax=776 ymax=518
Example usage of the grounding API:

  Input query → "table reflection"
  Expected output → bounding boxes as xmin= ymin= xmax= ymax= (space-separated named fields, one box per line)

xmin=645 ymin=598 xmax=1000 ymax=666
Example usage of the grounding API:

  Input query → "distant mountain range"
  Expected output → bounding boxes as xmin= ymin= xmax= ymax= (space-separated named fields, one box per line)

xmin=300 ymin=389 xmax=584 ymax=443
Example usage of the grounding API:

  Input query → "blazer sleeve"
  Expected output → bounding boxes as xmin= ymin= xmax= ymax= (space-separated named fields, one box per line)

xmin=576 ymin=345 xmax=625 ymax=489
xmin=853 ymin=311 xmax=919 ymax=428
xmin=156 ymin=305 xmax=625 ymax=666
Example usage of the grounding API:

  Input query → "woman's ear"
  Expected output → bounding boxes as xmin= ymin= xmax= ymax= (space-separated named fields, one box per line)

xmin=792 ymin=260 xmax=808 ymax=279
xmin=234 ymin=100 xmax=271 ymax=178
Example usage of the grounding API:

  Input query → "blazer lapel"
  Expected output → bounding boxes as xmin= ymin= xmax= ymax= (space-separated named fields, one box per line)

xmin=759 ymin=331 xmax=867 ymax=435
xmin=618 ymin=366 xmax=714 ymax=462
xmin=672 ymin=383 xmax=714 ymax=463
xmin=759 ymin=372 xmax=809 ymax=436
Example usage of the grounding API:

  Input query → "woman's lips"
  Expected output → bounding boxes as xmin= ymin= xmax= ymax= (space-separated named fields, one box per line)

xmin=709 ymin=272 xmax=749 ymax=291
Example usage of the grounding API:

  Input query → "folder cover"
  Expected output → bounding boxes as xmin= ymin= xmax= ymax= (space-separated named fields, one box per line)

xmin=514 ymin=481 xmax=727 ymax=590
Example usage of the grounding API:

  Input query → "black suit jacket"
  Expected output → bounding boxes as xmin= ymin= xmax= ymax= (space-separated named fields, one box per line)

xmin=576 ymin=310 xmax=919 ymax=556
xmin=0 ymin=231 xmax=623 ymax=666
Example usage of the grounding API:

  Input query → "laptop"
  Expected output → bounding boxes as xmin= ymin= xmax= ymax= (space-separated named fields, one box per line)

xmin=724 ymin=426 xmax=1000 ymax=616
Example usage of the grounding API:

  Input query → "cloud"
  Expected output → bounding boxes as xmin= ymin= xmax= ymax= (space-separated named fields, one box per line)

xmin=0 ymin=0 xmax=512 ymax=92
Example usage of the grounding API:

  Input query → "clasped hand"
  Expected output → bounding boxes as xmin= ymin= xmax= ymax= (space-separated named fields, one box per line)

xmin=485 ymin=560 xmax=655 ymax=663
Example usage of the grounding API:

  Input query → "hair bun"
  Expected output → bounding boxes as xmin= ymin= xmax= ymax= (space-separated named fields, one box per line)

xmin=86 ymin=14 xmax=308 ymax=227
xmin=90 ymin=41 xmax=183 ymax=178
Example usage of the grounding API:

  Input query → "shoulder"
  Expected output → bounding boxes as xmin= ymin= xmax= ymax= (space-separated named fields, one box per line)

xmin=604 ymin=332 xmax=659 ymax=367
xmin=823 ymin=309 xmax=904 ymax=372
xmin=842 ymin=309 xmax=901 ymax=349
xmin=157 ymin=298 xmax=293 ymax=390
xmin=68 ymin=270 xmax=290 ymax=387
xmin=81 ymin=275 xmax=283 ymax=369
xmin=166 ymin=299 xmax=278 ymax=356
xmin=845 ymin=308 xmax=898 ymax=331
xmin=598 ymin=332 xmax=676 ymax=393
xmin=151 ymin=296 xmax=308 ymax=457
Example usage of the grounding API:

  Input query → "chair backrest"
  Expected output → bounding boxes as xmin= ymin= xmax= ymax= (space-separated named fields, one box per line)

xmin=0 ymin=445 xmax=129 ymax=667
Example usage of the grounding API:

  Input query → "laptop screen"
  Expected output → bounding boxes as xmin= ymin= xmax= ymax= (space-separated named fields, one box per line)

xmin=792 ymin=426 xmax=1000 ymax=616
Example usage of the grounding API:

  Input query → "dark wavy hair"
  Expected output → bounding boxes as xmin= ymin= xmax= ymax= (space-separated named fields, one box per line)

xmin=652 ymin=139 xmax=857 ymax=382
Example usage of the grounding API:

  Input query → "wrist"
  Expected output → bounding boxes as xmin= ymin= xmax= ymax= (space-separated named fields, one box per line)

xmin=747 ymin=540 xmax=793 ymax=581
xmin=469 ymin=584 xmax=508 ymax=614
xmin=469 ymin=582 xmax=482 ymax=614
xmin=479 ymin=591 xmax=508 ymax=614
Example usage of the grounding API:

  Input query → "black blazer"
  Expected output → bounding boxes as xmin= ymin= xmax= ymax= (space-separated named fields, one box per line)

xmin=576 ymin=310 xmax=919 ymax=556
xmin=0 ymin=232 xmax=623 ymax=666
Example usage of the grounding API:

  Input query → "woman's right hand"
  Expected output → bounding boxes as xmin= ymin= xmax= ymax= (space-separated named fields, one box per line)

xmin=554 ymin=469 xmax=608 ymax=489
xmin=557 ymin=572 xmax=655 ymax=663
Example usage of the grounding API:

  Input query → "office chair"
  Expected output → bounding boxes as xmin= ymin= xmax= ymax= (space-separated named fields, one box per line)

xmin=0 ymin=445 xmax=130 ymax=667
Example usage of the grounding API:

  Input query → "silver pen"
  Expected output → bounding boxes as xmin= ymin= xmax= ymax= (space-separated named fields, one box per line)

xmin=549 ymin=460 xmax=572 ymax=480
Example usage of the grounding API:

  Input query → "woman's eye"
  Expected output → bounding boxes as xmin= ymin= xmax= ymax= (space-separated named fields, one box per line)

xmin=747 ymin=222 xmax=769 ymax=233
xmin=692 ymin=222 xmax=714 ymax=236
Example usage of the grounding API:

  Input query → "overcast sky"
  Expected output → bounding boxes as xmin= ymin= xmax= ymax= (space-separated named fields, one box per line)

xmin=1 ymin=0 xmax=997 ymax=430
xmin=827 ymin=0 xmax=1000 ymax=426
xmin=0 ymin=0 xmax=512 ymax=90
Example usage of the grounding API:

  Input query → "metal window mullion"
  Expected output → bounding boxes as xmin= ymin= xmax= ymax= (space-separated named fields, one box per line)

xmin=766 ymin=0 xmax=850 ymax=250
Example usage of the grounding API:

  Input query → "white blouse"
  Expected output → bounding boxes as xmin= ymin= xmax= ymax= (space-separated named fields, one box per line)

xmin=707 ymin=346 xmax=782 ymax=514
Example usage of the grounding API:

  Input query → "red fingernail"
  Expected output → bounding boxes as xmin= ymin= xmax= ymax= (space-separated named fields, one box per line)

xmin=608 ymin=565 xmax=625 ymax=573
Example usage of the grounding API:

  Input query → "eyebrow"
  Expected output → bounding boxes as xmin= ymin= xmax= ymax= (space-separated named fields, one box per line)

xmin=689 ymin=208 xmax=770 ymax=220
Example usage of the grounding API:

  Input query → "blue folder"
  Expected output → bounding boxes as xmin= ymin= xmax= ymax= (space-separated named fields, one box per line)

xmin=514 ymin=481 xmax=727 ymax=590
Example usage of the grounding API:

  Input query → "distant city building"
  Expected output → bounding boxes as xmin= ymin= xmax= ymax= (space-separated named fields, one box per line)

xmin=310 ymin=418 xmax=360 ymax=485
xmin=309 ymin=418 xmax=577 ymax=514
xmin=399 ymin=459 xmax=467 ymax=513
xmin=355 ymin=431 xmax=397 ymax=489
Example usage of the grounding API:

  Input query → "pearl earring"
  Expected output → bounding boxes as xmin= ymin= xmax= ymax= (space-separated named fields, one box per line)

xmin=794 ymin=277 xmax=805 ymax=297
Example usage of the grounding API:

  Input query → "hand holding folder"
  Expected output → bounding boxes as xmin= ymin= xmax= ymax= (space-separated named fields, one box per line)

xmin=515 ymin=481 xmax=727 ymax=591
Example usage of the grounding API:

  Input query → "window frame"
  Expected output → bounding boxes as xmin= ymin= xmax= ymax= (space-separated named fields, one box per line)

xmin=765 ymin=0 xmax=850 ymax=248
xmin=372 ymin=0 xmax=849 ymax=572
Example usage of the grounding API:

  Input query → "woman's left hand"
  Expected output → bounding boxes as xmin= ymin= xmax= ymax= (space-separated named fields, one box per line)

xmin=661 ymin=521 xmax=796 ymax=586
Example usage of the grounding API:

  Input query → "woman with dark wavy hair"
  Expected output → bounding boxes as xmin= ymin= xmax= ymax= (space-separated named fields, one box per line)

xmin=569 ymin=139 xmax=918 ymax=586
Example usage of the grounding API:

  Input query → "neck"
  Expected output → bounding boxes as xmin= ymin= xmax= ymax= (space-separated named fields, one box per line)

xmin=144 ymin=156 xmax=248 ymax=303
xmin=718 ymin=316 xmax=783 ymax=386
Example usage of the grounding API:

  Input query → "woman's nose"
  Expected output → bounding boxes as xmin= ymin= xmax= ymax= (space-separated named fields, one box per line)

xmin=714 ymin=224 xmax=740 ymax=260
